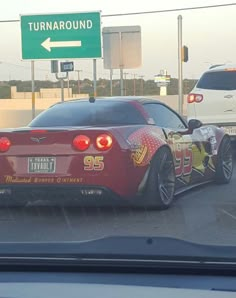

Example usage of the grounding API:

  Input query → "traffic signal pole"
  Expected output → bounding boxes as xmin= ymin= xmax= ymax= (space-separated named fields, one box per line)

xmin=178 ymin=15 xmax=183 ymax=116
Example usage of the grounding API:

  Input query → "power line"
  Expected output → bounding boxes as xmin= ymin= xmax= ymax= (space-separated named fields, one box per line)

xmin=0 ymin=2 xmax=236 ymax=23
xmin=102 ymin=3 xmax=236 ymax=17
xmin=0 ymin=19 xmax=19 ymax=23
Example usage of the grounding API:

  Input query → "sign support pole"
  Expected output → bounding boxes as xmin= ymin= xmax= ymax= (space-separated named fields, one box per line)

xmin=93 ymin=59 xmax=97 ymax=97
xmin=67 ymin=73 xmax=70 ymax=98
xmin=119 ymin=32 xmax=124 ymax=96
xmin=60 ymin=79 xmax=64 ymax=102
xmin=120 ymin=68 xmax=124 ymax=96
xmin=56 ymin=72 xmax=68 ymax=102
xmin=110 ymin=69 xmax=113 ymax=96
xmin=31 ymin=61 xmax=35 ymax=120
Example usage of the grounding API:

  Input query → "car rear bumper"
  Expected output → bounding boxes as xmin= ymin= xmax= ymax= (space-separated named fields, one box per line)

xmin=0 ymin=184 xmax=138 ymax=207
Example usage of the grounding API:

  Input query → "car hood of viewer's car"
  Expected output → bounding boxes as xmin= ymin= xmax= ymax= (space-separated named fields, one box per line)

xmin=0 ymin=236 xmax=236 ymax=262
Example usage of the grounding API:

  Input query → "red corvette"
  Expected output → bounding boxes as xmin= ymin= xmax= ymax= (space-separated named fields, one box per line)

xmin=0 ymin=97 xmax=233 ymax=208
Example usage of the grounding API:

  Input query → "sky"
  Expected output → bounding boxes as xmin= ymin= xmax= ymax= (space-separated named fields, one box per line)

xmin=0 ymin=0 xmax=236 ymax=81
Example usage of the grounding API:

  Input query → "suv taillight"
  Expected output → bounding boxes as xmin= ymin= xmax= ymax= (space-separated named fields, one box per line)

xmin=187 ymin=93 xmax=203 ymax=103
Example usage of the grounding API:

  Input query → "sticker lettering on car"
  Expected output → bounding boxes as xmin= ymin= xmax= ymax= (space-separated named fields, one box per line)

xmin=84 ymin=156 xmax=104 ymax=171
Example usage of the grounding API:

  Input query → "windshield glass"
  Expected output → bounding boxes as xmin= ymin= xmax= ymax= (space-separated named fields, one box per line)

xmin=197 ymin=70 xmax=236 ymax=90
xmin=0 ymin=0 xmax=236 ymax=264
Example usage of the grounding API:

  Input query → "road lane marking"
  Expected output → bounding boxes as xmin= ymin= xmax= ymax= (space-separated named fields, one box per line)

xmin=221 ymin=209 xmax=236 ymax=221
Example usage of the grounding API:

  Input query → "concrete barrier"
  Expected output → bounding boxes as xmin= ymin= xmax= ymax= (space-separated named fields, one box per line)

xmin=149 ymin=95 xmax=187 ymax=115
xmin=0 ymin=97 xmax=86 ymax=128
xmin=0 ymin=110 xmax=44 ymax=128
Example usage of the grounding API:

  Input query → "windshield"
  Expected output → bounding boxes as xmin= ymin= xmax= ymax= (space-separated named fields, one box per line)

xmin=0 ymin=0 xmax=236 ymax=266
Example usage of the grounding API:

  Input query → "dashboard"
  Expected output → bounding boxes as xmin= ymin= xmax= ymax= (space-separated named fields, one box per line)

xmin=0 ymin=271 xmax=236 ymax=297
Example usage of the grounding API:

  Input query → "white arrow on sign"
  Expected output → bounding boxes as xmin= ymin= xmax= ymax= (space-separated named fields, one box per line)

xmin=41 ymin=37 xmax=82 ymax=52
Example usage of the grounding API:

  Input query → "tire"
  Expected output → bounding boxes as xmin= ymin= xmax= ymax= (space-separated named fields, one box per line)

xmin=215 ymin=136 xmax=233 ymax=184
xmin=144 ymin=146 xmax=176 ymax=209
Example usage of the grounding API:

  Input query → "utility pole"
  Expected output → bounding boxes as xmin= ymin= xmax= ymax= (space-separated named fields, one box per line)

xmin=75 ymin=70 xmax=82 ymax=95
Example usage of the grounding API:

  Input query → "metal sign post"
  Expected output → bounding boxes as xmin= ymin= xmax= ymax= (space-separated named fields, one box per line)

xmin=31 ymin=61 xmax=35 ymax=119
xmin=75 ymin=70 xmax=82 ymax=94
xmin=56 ymin=72 xmax=68 ymax=102
xmin=93 ymin=59 xmax=97 ymax=97
xmin=119 ymin=32 xmax=124 ymax=96
xmin=60 ymin=79 xmax=64 ymax=102
xmin=120 ymin=68 xmax=124 ymax=96
xmin=110 ymin=69 xmax=113 ymax=96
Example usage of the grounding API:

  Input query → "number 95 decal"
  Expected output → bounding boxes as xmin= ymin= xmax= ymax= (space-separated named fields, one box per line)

xmin=84 ymin=156 xmax=104 ymax=171
xmin=170 ymin=135 xmax=193 ymax=177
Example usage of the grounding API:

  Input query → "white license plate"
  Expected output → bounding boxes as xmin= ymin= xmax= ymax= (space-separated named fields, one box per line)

xmin=223 ymin=126 xmax=236 ymax=135
xmin=28 ymin=157 xmax=56 ymax=173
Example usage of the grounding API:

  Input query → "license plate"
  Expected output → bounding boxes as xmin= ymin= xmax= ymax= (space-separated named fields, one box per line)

xmin=28 ymin=157 xmax=56 ymax=173
xmin=223 ymin=126 xmax=236 ymax=136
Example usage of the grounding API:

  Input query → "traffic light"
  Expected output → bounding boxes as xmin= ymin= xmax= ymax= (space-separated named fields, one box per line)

xmin=182 ymin=46 xmax=188 ymax=62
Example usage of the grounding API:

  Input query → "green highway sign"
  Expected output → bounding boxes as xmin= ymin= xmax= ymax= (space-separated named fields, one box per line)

xmin=20 ymin=11 xmax=101 ymax=60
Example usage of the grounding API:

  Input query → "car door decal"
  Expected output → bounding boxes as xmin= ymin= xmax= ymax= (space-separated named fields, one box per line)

xmin=169 ymin=134 xmax=193 ymax=177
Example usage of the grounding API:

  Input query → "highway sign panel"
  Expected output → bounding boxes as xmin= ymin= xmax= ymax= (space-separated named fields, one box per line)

xmin=103 ymin=26 xmax=142 ymax=69
xmin=60 ymin=61 xmax=74 ymax=72
xmin=20 ymin=11 xmax=101 ymax=60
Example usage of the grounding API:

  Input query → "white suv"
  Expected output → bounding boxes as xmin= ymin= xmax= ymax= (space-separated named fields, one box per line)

xmin=187 ymin=64 xmax=236 ymax=140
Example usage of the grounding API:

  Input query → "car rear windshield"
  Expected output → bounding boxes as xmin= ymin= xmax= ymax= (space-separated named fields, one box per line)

xmin=196 ymin=70 xmax=236 ymax=90
xmin=29 ymin=100 xmax=146 ymax=127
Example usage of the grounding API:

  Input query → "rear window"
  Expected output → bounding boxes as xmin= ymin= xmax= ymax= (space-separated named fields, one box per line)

xmin=197 ymin=70 xmax=236 ymax=90
xmin=29 ymin=100 xmax=146 ymax=127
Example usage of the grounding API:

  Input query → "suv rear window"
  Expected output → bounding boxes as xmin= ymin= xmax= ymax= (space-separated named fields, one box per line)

xmin=196 ymin=70 xmax=236 ymax=90
xmin=29 ymin=100 xmax=146 ymax=127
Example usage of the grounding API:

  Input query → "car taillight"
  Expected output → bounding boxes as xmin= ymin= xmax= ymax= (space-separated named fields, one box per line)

xmin=187 ymin=93 xmax=203 ymax=103
xmin=73 ymin=135 xmax=90 ymax=151
xmin=96 ymin=134 xmax=113 ymax=151
xmin=0 ymin=137 xmax=11 ymax=152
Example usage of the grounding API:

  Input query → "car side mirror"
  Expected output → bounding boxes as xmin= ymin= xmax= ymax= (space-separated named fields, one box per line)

xmin=188 ymin=119 xmax=203 ymax=131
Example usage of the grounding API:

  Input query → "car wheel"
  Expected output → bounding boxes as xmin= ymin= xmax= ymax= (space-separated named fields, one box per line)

xmin=145 ymin=147 xmax=176 ymax=209
xmin=215 ymin=136 xmax=233 ymax=184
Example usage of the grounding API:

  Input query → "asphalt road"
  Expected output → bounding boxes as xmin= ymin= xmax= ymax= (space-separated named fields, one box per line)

xmin=0 ymin=154 xmax=235 ymax=246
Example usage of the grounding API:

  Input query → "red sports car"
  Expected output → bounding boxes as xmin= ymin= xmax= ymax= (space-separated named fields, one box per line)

xmin=0 ymin=97 xmax=233 ymax=208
